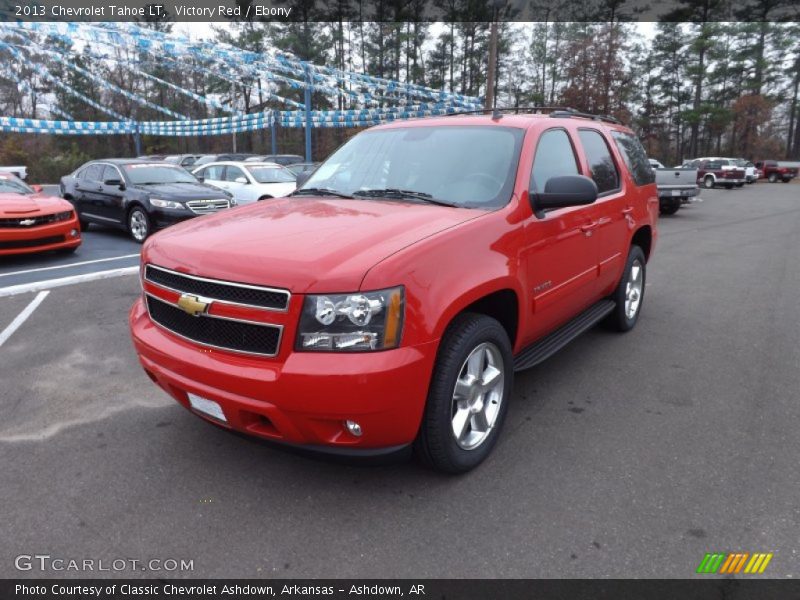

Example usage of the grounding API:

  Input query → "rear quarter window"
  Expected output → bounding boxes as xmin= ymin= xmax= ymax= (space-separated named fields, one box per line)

xmin=578 ymin=129 xmax=620 ymax=194
xmin=612 ymin=131 xmax=656 ymax=186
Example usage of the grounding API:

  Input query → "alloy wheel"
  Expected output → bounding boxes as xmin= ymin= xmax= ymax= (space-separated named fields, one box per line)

xmin=451 ymin=342 xmax=505 ymax=450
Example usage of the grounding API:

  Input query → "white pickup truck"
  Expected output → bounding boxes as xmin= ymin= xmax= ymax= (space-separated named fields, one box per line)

xmin=649 ymin=159 xmax=699 ymax=215
xmin=0 ymin=166 xmax=27 ymax=180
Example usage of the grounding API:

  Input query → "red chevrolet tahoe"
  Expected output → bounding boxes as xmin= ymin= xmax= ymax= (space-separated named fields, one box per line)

xmin=129 ymin=110 xmax=658 ymax=473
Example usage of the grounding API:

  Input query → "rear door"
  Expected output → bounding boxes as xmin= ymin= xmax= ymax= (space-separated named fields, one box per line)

xmin=575 ymin=128 xmax=630 ymax=295
xmin=95 ymin=164 xmax=126 ymax=223
xmin=522 ymin=127 xmax=601 ymax=343
xmin=75 ymin=164 xmax=105 ymax=221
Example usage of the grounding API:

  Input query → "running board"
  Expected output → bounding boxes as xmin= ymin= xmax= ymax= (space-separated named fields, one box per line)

xmin=513 ymin=299 xmax=616 ymax=372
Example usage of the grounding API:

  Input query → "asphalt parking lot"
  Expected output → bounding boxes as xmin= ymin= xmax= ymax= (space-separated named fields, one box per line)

xmin=1 ymin=183 xmax=799 ymax=579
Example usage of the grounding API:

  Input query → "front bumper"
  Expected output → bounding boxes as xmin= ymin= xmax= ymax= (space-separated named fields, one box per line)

xmin=150 ymin=208 xmax=194 ymax=229
xmin=0 ymin=217 xmax=81 ymax=256
xmin=129 ymin=297 xmax=438 ymax=451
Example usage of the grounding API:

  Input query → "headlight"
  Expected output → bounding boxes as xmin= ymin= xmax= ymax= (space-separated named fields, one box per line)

xmin=149 ymin=198 xmax=184 ymax=209
xmin=297 ymin=287 xmax=404 ymax=352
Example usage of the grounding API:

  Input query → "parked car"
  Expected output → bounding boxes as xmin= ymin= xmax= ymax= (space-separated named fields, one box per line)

xmin=650 ymin=160 xmax=698 ymax=215
xmin=163 ymin=154 xmax=202 ymax=169
xmin=0 ymin=173 xmax=81 ymax=255
xmin=245 ymin=154 xmax=305 ymax=166
xmin=0 ymin=165 xmax=27 ymax=180
xmin=192 ymin=161 xmax=297 ymax=205
xmin=729 ymin=158 xmax=757 ymax=183
xmin=60 ymin=159 xmax=234 ymax=243
xmin=193 ymin=153 xmax=258 ymax=167
xmin=137 ymin=155 xmax=167 ymax=160
xmin=686 ymin=159 xmax=746 ymax=189
xmin=754 ymin=160 xmax=798 ymax=183
xmin=130 ymin=110 xmax=658 ymax=473
xmin=286 ymin=162 xmax=320 ymax=177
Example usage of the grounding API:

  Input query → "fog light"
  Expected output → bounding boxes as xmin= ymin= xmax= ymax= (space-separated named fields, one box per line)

xmin=345 ymin=420 xmax=362 ymax=437
xmin=70 ymin=229 xmax=79 ymax=237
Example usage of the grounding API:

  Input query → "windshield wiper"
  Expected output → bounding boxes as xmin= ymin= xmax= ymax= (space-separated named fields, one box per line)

xmin=292 ymin=187 xmax=354 ymax=199
xmin=352 ymin=188 xmax=459 ymax=207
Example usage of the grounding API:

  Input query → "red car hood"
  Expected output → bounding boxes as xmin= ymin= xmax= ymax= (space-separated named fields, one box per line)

xmin=144 ymin=196 xmax=484 ymax=293
xmin=0 ymin=193 xmax=72 ymax=216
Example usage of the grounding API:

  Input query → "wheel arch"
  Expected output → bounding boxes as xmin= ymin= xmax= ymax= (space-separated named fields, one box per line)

xmin=433 ymin=283 xmax=521 ymax=350
xmin=631 ymin=225 xmax=653 ymax=262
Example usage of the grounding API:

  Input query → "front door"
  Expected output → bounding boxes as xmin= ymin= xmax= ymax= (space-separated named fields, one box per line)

xmin=522 ymin=127 xmax=600 ymax=345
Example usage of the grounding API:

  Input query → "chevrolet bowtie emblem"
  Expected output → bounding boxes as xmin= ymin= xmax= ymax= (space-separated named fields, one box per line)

xmin=19 ymin=219 xmax=36 ymax=226
xmin=177 ymin=294 xmax=210 ymax=317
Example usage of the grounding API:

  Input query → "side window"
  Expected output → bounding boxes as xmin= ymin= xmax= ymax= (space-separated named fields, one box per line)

xmin=530 ymin=129 xmax=579 ymax=192
xmin=612 ymin=131 xmax=655 ymax=186
xmin=84 ymin=164 xmax=103 ymax=182
xmin=203 ymin=165 xmax=224 ymax=180
xmin=101 ymin=165 xmax=120 ymax=183
xmin=225 ymin=166 xmax=245 ymax=182
xmin=707 ymin=161 xmax=721 ymax=170
xmin=578 ymin=129 xmax=620 ymax=194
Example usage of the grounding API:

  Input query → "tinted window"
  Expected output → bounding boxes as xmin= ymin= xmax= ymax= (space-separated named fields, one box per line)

xmin=530 ymin=129 xmax=579 ymax=192
xmin=122 ymin=164 xmax=197 ymax=184
xmin=247 ymin=166 xmax=296 ymax=183
xmin=0 ymin=175 xmax=34 ymax=194
xmin=612 ymin=131 xmax=655 ymax=186
xmin=578 ymin=129 xmax=620 ymax=194
xmin=84 ymin=164 xmax=104 ymax=181
xmin=706 ymin=161 xmax=721 ymax=169
xmin=101 ymin=165 xmax=121 ymax=182
xmin=202 ymin=165 xmax=225 ymax=180
xmin=225 ymin=166 xmax=246 ymax=182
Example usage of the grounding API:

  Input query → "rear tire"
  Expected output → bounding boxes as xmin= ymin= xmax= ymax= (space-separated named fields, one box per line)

xmin=415 ymin=313 xmax=513 ymax=474
xmin=605 ymin=245 xmax=646 ymax=332
xmin=659 ymin=198 xmax=680 ymax=216
xmin=768 ymin=173 xmax=778 ymax=183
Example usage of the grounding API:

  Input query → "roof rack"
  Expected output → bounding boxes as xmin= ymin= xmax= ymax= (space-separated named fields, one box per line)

xmin=445 ymin=106 xmax=621 ymax=124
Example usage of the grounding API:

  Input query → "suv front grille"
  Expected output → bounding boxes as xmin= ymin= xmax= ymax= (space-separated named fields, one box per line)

xmin=185 ymin=199 xmax=230 ymax=214
xmin=145 ymin=265 xmax=290 ymax=311
xmin=0 ymin=211 xmax=73 ymax=228
xmin=146 ymin=295 xmax=282 ymax=356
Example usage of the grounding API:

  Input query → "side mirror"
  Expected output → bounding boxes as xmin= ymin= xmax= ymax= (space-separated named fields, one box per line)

xmin=235 ymin=177 xmax=248 ymax=184
xmin=104 ymin=178 xmax=124 ymax=189
xmin=194 ymin=174 xmax=204 ymax=182
xmin=31 ymin=184 xmax=43 ymax=193
xmin=295 ymin=172 xmax=312 ymax=188
xmin=530 ymin=175 xmax=598 ymax=219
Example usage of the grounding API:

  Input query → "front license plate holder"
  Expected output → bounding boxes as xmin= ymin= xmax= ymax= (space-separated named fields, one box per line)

xmin=187 ymin=392 xmax=227 ymax=422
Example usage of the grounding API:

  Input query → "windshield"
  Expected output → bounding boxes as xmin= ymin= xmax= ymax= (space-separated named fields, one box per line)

xmin=123 ymin=164 xmax=199 ymax=185
xmin=300 ymin=125 xmax=524 ymax=208
xmin=247 ymin=165 xmax=296 ymax=184
xmin=0 ymin=176 xmax=34 ymax=194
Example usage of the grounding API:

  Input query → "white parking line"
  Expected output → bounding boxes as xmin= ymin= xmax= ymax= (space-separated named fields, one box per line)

xmin=0 ymin=253 xmax=139 ymax=278
xmin=0 ymin=290 xmax=49 ymax=348
xmin=0 ymin=266 xmax=139 ymax=298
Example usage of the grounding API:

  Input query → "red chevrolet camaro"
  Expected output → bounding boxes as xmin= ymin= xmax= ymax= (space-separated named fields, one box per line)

xmin=0 ymin=174 xmax=81 ymax=256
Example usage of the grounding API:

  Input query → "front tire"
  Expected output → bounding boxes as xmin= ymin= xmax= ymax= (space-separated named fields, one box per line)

xmin=768 ymin=173 xmax=778 ymax=183
xmin=703 ymin=176 xmax=714 ymax=189
xmin=128 ymin=206 xmax=151 ymax=243
xmin=415 ymin=313 xmax=513 ymax=474
xmin=605 ymin=245 xmax=646 ymax=332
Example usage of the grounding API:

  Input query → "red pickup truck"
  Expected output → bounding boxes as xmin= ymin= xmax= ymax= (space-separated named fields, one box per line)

xmin=755 ymin=160 xmax=798 ymax=183
xmin=129 ymin=110 xmax=658 ymax=473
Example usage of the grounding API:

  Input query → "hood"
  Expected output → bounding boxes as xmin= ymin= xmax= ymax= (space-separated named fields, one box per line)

xmin=0 ymin=193 xmax=73 ymax=216
xmin=132 ymin=181 xmax=229 ymax=200
xmin=144 ymin=196 xmax=483 ymax=293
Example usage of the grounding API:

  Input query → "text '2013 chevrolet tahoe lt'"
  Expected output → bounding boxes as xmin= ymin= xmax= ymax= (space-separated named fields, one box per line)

xmin=129 ymin=110 xmax=658 ymax=473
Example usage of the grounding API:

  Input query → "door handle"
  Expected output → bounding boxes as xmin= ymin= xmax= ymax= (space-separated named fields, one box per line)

xmin=622 ymin=206 xmax=634 ymax=215
xmin=580 ymin=221 xmax=599 ymax=232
